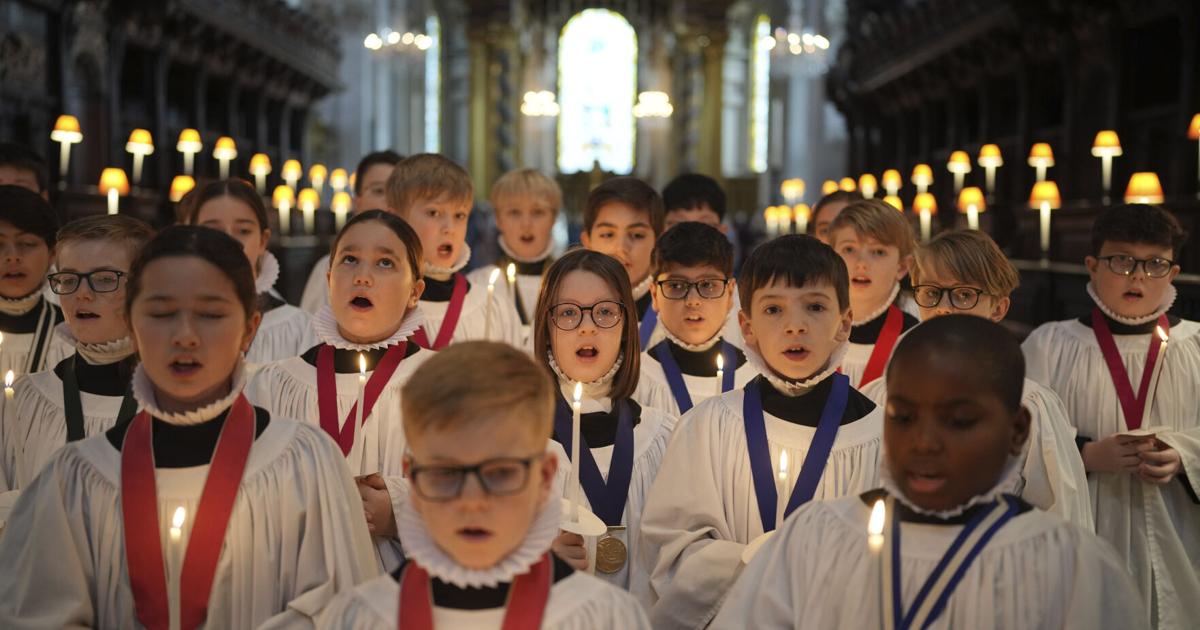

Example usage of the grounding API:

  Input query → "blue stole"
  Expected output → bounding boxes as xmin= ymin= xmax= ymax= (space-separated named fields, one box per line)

xmin=653 ymin=340 xmax=738 ymax=414
xmin=552 ymin=398 xmax=635 ymax=526
xmin=743 ymin=373 xmax=849 ymax=532
xmin=638 ymin=306 xmax=657 ymax=348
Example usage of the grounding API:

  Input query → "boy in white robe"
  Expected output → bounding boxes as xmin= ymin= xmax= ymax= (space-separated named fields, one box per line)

xmin=639 ymin=235 xmax=884 ymax=628
xmin=301 ymin=150 xmax=403 ymax=315
xmin=829 ymin=199 xmax=920 ymax=388
xmin=0 ymin=225 xmax=378 ymax=628
xmin=640 ymin=222 xmax=756 ymax=416
xmin=1022 ymin=204 xmax=1200 ymax=628
xmin=714 ymin=315 xmax=1145 ymax=629
xmin=0 ymin=215 xmax=153 ymax=491
xmin=0 ymin=186 xmax=73 ymax=378
xmin=318 ymin=341 xmax=650 ymax=629
xmin=387 ymin=154 xmax=522 ymax=351
xmin=859 ymin=230 xmax=1092 ymax=528
xmin=468 ymin=168 xmax=562 ymax=349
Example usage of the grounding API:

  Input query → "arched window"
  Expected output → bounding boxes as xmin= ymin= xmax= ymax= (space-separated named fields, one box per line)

xmin=749 ymin=14 xmax=772 ymax=173
xmin=557 ymin=9 xmax=637 ymax=174
xmin=424 ymin=14 xmax=441 ymax=153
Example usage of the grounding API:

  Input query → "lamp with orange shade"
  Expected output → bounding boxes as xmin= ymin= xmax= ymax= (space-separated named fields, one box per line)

xmin=99 ymin=168 xmax=129 ymax=215
xmin=882 ymin=195 xmax=903 ymax=211
xmin=330 ymin=168 xmax=349 ymax=194
xmin=792 ymin=204 xmax=811 ymax=235
xmin=762 ymin=206 xmax=778 ymax=238
xmin=838 ymin=177 xmax=857 ymax=192
xmin=310 ymin=164 xmax=328 ymax=196
xmin=1188 ymin=114 xmax=1200 ymax=197
xmin=273 ymin=185 xmax=295 ymax=234
xmin=125 ymin=129 xmax=154 ymax=186
xmin=169 ymin=175 xmax=195 ymax=203
xmin=249 ymin=153 xmax=272 ymax=194
xmin=911 ymin=164 xmax=932 ymax=195
xmin=977 ymin=144 xmax=1003 ymax=199
xmin=176 ymin=129 xmax=202 ymax=176
xmin=1091 ymin=131 xmax=1122 ymax=204
xmin=298 ymin=187 xmax=320 ymax=234
xmin=1124 ymin=172 xmax=1164 ymax=205
xmin=957 ymin=186 xmax=985 ymax=231
xmin=780 ymin=178 xmax=805 ymax=204
xmin=212 ymin=137 xmax=237 ymax=180
xmin=50 ymin=115 xmax=83 ymax=187
xmin=821 ymin=180 xmax=839 ymax=196
xmin=1029 ymin=181 xmax=1061 ymax=259
xmin=946 ymin=151 xmax=971 ymax=194
xmin=281 ymin=159 xmax=302 ymax=191
xmin=1027 ymin=142 xmax=1054 ymax=182
xmin=881 ymin=169 xmax=902 ymax=196
xmin=913 ymin=192 xmax=937 ymax=242
xmin=858 ymin=174 xmax=877 ymax=199
xmin=331 ymin=191 xmax=352 ymax=230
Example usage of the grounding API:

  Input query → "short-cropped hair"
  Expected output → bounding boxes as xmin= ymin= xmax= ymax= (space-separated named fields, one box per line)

xmin=490 ymin=168 xmax=562 ymax=213
xmin=0 ymin=185 xmax=58 ymax=248
xmin=739 ymin=235 xmax=849 ymax=313
xmin=829 ymin=199 xmax=916 ymax=258
xmin=0 ymin=142 xmax=49 ymax=193
xmin=913 ymin=230 xmax=1019 ymax=298
xmin=583 ymin=177 xmax=665 ymax=236
xmin=653 ymin=221 xmax=733 ymax=277
xmin=662 ymin=173 xmax=726 ymax=219
xmin=402 ymin=341 xmax=555 ymax=441
xmin=1091 ymin=204 xmax=1188 ymax=258
xmin=354 ymin=150 xmax=403 ymax=196
xmin=57 ymin=215 xmax=156 ymax=263
xmin=387 ymin=153 xmax=474 ymax=215
xmin=813 ymin=190 xmax=864 ymax=217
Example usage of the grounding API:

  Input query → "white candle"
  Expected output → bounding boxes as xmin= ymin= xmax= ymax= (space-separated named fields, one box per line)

xmin=1143 ymin=326 xmax=1169 ymax=426
xmin=797 ymin=213 xmax=808 ymax=235
xmin=302 ymin=205 xmax=315 ymax=235
xmin=1101 ymin=155 xmax=1114 ymax=204
xmin=984 ymin=166 xmax=997 ymax=199
xmin=132 ymin=154 xmax=146 ymax=186
xmin=715 ymin=353 xmax=725 ymax=397
xmin=254 ymin=172 xmax=266 ymax=194
xmin=919 ymin=209 xmax=932 ymax=243
xmin=484 ymin=268 xmax=500 ymax=340
xmin=867 ymin=498 xmax=886 ymax=553
xmin=183 ymin=151 xmax=196 ymax=176
xmin=775 ymin=450 xmax=789 ymax=530
xmin=966 ymin=204 xmax=979 ymax=231
xmin=168 ymin=505 xmax=186 ymax=630
xmin=278 ymin=200 xmax=291 ymax=235
xmin=1036 ymin=164 xmax=1047 ymax=183
xmin=355 ymin=353 xmax=367 ymax=470
xmin=570 ymin=382 xmax=583 ymax=522
xmin=1039 ymin=201 xmax=1051 ymax=257
xmin=952 ymin=172 xmax=965 ymax=194
xmin=218 ymin=158 xmax=230 ymax=180
xmin=4 ymin=370 xmax=13 ymax=400
xmin=106 ymin=188 xmax=119 ymax=215
xmin=506 ymin=263 xmax=517 ymax=299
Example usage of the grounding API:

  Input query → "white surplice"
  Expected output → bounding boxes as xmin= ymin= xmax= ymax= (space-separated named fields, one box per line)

xmin=300 ymin=254 xmax=332 ymax=315
xmin=418 ymin=276 xmax=524 ymax=350
xmin=247 ymin=303 xmax=319 ymax=365
xmin=639 ymin=344 xmax=759 ymax=417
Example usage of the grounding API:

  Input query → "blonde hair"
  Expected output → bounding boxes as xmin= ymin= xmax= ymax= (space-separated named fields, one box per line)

xmin=829 ymin=199 xmax=916 ymax=258
xmin=57 ymin=215 xmax=156 ymax=263
xmin=386 ymin=153 xmax=474 ymax=216
xmin=401 ymin=341 xmax=555 ymax=441
xmin=912 ymin=230 xmax=1020 ymax=297
xmin=490 ymin=168 xmax=562 ymax=213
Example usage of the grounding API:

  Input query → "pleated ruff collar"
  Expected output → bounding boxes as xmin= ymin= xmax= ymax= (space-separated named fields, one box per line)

xmin=661 ymin=324 xmax=723 ymax=352
xmin=0 ymin=289 xmax=42 ymax=316
xmin=312 ymin=304 xmax=425 ymax=351
xmin=880 ymin=453 xmax=1023 ymax=519
xmin=254 ymin=251 xmax=281 ymax=296
xmin=131 ymin=359 xmax=248 ymax=426
xmin=424 ymin=242 xmax=472 ymax=279
xmin=54 ymin=323 xmax=135 ymax=365
xmin=1087 ymin=281 xmax=1176 ymax=327
xmin=851 ymin=283 xmax=900 ymax=327
xmin=547 ymin=351 xmax=623 ymax=412
xmin=743 ymin=341 xmax=849 ymax=398
xmin=498 ymin=235 xmax=555 ymax=265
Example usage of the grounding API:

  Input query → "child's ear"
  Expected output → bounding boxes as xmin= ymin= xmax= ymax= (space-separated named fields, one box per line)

xmin=649 ymin=281 xmax=661 ymax=313
xmin=834 ymin=307 xmax=853 ymax=342
xmin=1010 ymin=405 xmax=1032 ymax=456
xmin=579 ymin=230 xmax=592 ymax=249
xmin=738 ymin=309 xmax=757 ymax=350
xmin=259 ymin=228 xmax=271 ymax=252
xmin=241 ymin=312 xmax=263 ymax=353
xmin=989 ymin=296 xmax=1011 ymax=322
xmin=1168 ymin=264 xmax=1181 ymax=282
xmin=895 ymin=253 xmax=914 ymax=281
xmin=537 ymin=450 xmax=558 ymax=504
xmin=410 ymin=278 xmax=426 ymax=308
xmin=1084 ymin=256 xmax=1099 ymax=275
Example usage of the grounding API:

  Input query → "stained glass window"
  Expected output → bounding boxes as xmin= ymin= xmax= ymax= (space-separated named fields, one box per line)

xmin=749 ymin=14 xmax=771 ymax=173
xmin=557 ymin=9 xmax=637 ymax=174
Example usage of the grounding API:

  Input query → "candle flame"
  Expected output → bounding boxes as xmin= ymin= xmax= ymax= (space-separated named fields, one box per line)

xmin=358 ymin=353 xmax=367 ymax=375
xmin=0 ymin=331 xmax=4 ymax=345
xmin=716 ymin=353 xmax=724 ymax=371
xmin=4 ymin=370 xmax=12 ymax=388
xmin=1156 ymin=326 xmax=1169 ymax=343
xmin=868 ymin=499 xmax=886 ymax=536
xmin=506 ymin=262 xmax=516 ymax=283
xmin=778 ymin=451 xmax=788 ymax=479
xmin=573 ymin=381 xmax=583 ymax=404
xmin=488 ymin=267 xmax=501 ymax=287
xmin=171 ymin=506 xmax=186 ymax=529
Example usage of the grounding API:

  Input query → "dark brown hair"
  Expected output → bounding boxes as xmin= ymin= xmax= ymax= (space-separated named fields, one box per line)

xmin=331 ymin=210 xmax=424 ymax=281
xmin=1091 ymin=204 xmax=1188 ymax=258
xmin=533 ymin=248 xmax=640 ymax=401
xmin=739 ymin=234 xmax=850 ymax=313
xmin=126 ymin=225 xmax=257 ymax=320
xmin=387 ymin=153 xmax=474 ymax=215
xmin=57 ymin=215 xmax=156 ymax=264
xmin=653 ymin=221 xmax=733 ymax=277
xmin=583 ymin=177 xmax=665 ymax=236
xmin=183 ymin=179 xmax=269 ymax=232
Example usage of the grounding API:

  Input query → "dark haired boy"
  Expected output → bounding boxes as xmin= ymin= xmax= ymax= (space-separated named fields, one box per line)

xmin=1023 ymin=203 xmax=1199 ymax=626
xmin=580 ymin=176 xmax=665 ymax=348
xmin=662 ymin=173 xmax=727 ymax=233
xmin=0 ymin=186 xmax=71 ymax=378
xmin=640 ymin=235 xmax=882 ymax=628
xmin=0 ymin=143 xmax=49 ymax=199
xmin=642 ymin=222 xmax=754 ymax=416
xmin=811 ymin=189 xmax=864 ymax=244
xmin=715 ymin=315 xmax=1145 ymax=629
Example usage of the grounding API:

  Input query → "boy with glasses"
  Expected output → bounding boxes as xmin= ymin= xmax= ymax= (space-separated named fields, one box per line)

xmin=1023 ymin=204 xmax=1199 ymax=627
xmin=318 ymin=341 xmax=649 ymax=629
xmin=857 ymin=230 xmax=1093 ymax=528
xmin=642 ymin=222 xmax=757 ymax=415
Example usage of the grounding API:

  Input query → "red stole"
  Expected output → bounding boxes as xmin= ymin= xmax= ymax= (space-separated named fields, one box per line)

xmin=859 ymin=305 xmax=905 ymax=387
xmin=1090 ymin=308 xmax=1170 ymax=430
xmin=316 ymin=343 xmax=408 ymax=456
xmin=413 ymin=273 xmax=468 ymax=350
xmin=398 ymin=553 xmax=554 ymax=630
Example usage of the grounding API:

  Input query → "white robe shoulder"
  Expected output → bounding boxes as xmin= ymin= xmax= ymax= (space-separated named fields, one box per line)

xmin=247 ymin=303 xmax=319 ymax=364
xmin=300 ymin=254 xmax=333 ymax=315
xmin=639 ymin=345 xmax=758 ymax=416
xmin=419 ymin=275 xmax=524 ymax=349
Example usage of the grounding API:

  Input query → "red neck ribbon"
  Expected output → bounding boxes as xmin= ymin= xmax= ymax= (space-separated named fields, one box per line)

xmin=412 ymin=273 xmax=468 ymax=351
xmin=316 ymin=342 xmax=408 ymax=456
xmin=398 ymin=553 xmax=553 ymax=630
xmin=1090 ymin=308 xmax=1169 ymax=431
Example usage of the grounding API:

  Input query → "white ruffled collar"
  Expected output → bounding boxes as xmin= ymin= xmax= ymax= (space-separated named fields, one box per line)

xmin=661 ymin=325 xmax=723 ymax=352
xmin=397 ymin=486 xmax=561 ymax=589
xmin=547 ymin=351 xmax=623 ymax=410
xmin=312 ymin=304 xmax=426 ymax=351
xmin=131 ymin=360 xmax=248 ymax=426
xmin=880 ymin=453 xmax=1023 ymax=519
xmin=851 ymin=283 xmax=900 ymax=327
xmin=254 ymin=251 xmax=281 ymax=296
xmin=54 ymin=323 xmax=135 ymax=365
xmin=631 ymin=274 xmax=653 ymax=301
xmin=424 ymin=242 xmax=472 ymax=279
xmin=498 ymin=234 xmax=555 ymax=265
xmin=0 ymin=289 xmax=43 ymax=316
xmin=1087 ymin=281 xmax=1176 ymax=327
xmin=743 ymin=341 xmax=849 ymax=398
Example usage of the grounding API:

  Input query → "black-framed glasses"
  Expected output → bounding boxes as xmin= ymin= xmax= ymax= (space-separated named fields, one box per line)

xmin=408 ymin=454 xmax=544 ymax=501
xmin=912 ymin=285 xmax=988 ymax=310
xmin=1097 ymin=255 xmax=1175 ymax=279
xmin=47 ymin=270 xmax=126 ymax=295
xmin=656 ymin=278 xmax=730 ymax=300
xmin=549 ymin=301 xmax=624 ymax=331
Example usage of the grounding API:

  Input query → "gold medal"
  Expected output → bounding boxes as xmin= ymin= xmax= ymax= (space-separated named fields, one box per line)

xmin=595 ymin=526 xmax=628 ymax=574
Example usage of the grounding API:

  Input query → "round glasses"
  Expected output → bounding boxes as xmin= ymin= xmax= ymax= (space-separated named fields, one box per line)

xmin=1097 ymin=255 xmax=1174 ymax=279
xmin=656 ymin=278 xmax=730 ymax=300
xmin=47 ymin=270 xmax=125 ymax=295
xmin=549 ymin=301 xmax=624 ymax=331
xmin=912 ymin=285 xmax=988 ymax=310
xmin=408 ymin=454 xmax=543 ymax=502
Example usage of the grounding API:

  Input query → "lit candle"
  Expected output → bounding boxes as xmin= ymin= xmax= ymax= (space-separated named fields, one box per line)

xmin=356 ymin=353 xmax=367 ymax=470
xmin=4 ymin=370 xmax=13 ymax=400
xmin=506 ymin=262 xmax=517 ymax=301
xmin=715 ymin=353 xmax=725 ymax=397
xmin=919 ymin=209 xmax=932 ymax=243
xmin=331 ymin=192 xmax=351 ymax=231
xmin=1143 ymin=326 xmax=1169 ymax=426
xmin=776 ymin=450 xmax=789 ymax=530
xmin=867 ymin=498 xmax=886 ymax=553
xmin=570 ymin=382 xmax=583 ymax=522
xmin=169 ymin=505 xmax=186 ymax=542
xmin=168 ymin=505 xmax=186 ymax=630
xmin=1039 ymin=201 xmax=1052 ymax=255
xmin=484 ymin=268 xmax=500 ymax=340
xmin=868 ymin=498 xmax=888 ymax=630
xmin=966 ymin=204 xmax=979 ymax=231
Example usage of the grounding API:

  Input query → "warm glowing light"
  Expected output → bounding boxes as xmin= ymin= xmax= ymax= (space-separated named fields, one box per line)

xmin=1188 ymin=114 xmax=1200 ymax=140
xmin=330 ymin=168 xmax=349 ymax=192
xmin=358 ymin=353 xmax=367 ymax=376
xmin=1027 ymin=142 xmax=1055 ymax=167
xmin=913 ymin=192 xmax=937 ymax=214
xmin=780 ymin=178 xmax=805 ymax=202
xmin=778 ymin=451 xmax=788 ymax=480
xmin=1091 ymin=130 xmax=1123 ymax=157
xmin=309 ymin=164 xmax=328 ymax=187
xmin=171 ymin=506 xmax=186 ymax=529
xmin=272 ymin=185 xmax=295 ymax=209
xmin=50 ymin=115 xmax=82 ymax=144
xmin=838 ymin=177 xmax=857 ymax=192
xmin=716 ymin=353 xmax=724 ymax=372
xmin=212 ymin=136 xmax=237 ymax=161
xmin=1029 ymin=181 xmax=1062 ymax=209
xmin=792 ymin=204 xmax=810 ymax=220
xmin=868 ymin=499 xmax=886 ymax=536
xmin=881 ymin=169 xmax=902 ymax=192
xmin=506 ymin=262 xmax=516 ymax=284
xmin=573 ymin=381 xmax=583 ymax=404
xmin=1124 ymin=172 xmax=1164 ymax=204
xmin=4 ymin=370 xmax=12 ymax=388
xmin=169 ymin=175 xmax=195 ymax=202
xmin=946 ymin=150 xmax=971 ymax=174
xmin=99 ymin=168 xmax=130 ymax=196
xmin=296 ymin=188 xmax=318 ymax=212
xmin=882 ymin=195 xmax=903 ymax=211
xmin=633 ymin=91 xmax=674 ymax=118
xmin=249 ymin=153 xmax=271 ymax=175
xmin=331 ymin=191 xmax=351 ymax=214
xmin=281 ymin=159 xmax=303 ymax=184
xmin=957 ymin=187 xmax=986 ymax=213
xmin=977 ymin=143 xmax=1003 ymax=167
xmin=125 ymin=129 xmax=154 ymax=155
xmin=176 ymin=129 xmax=202 ymax=153
xmin=1156 ymin=326 xmax=1169 ymax=343
xmin=911 ymin=164 xmax=933 ymax=187
xmin=858 ymin=174 xmax=878 ymax=198
xmin=821 ymin=180 xmax=838 ymax=195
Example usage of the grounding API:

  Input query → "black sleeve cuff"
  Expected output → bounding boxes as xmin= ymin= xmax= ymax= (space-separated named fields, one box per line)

xmin=1179 ymin=472 xmax=1200 ymax=505
xmin=1075 ymin=435 xmax=1093 ymax=454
